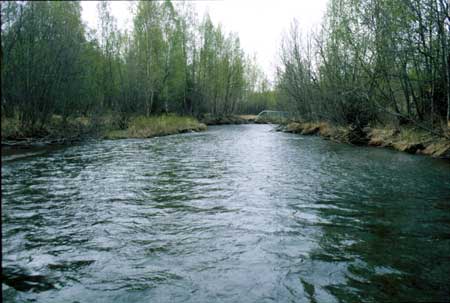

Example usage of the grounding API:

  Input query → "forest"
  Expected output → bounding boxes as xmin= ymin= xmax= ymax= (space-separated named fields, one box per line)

xmin=1 ymin=0 xmax=449 ymax=139
xmin=1 ymin=0 xmax=273 ymax=136
xmin=277 ymin=0 xmax=450 ymax=136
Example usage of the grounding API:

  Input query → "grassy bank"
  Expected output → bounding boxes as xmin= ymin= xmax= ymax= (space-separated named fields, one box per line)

xmin=1 ymin=115 xmax=96 ymax=144
xmin=282 ymin=121 xmax=450 ymax=159
xmin=198 ymin=114 xmax=285 ymax=125
xmin=199 ymin=114 xmax=254 ymax=125
xmin=1 ymin=114 xmax=207 ymax=146
xmin=104 ymin=115 xmax=206 ymax=139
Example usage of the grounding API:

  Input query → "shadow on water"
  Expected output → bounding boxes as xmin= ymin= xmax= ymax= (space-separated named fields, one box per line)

xmin=2 ymin=266 xmax=56 ymax=292
xmin=296 ymin=143 xmax=450 ymax=302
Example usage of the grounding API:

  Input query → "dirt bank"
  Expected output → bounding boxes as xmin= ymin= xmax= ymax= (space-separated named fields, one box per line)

xmin=280 ymin=122 xmax=450 ymax=159
xmin=198 ymin=114 xmax=258 ymax=125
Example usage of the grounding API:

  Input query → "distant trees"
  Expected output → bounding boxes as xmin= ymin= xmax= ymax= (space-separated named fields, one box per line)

xmin=241 ymin=56 xmax=276 ymax=114
xmin=1 ymin=0 xmax=268 ymax=132
xmin=276 ymin=0 xmax=450 ymax=134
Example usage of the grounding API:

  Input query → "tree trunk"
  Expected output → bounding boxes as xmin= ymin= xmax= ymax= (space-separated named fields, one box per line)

xmin=150 ymin=90 xmax=154 ymax=116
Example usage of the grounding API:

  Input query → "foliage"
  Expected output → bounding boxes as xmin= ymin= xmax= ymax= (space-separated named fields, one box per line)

xmin=1 ymin=0 xmax=270 ymax=135
xmin=276 ymin=0 xmax=450 ymax=135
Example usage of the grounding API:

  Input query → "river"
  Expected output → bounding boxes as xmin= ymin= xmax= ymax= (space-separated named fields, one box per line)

xmin=2 ymin=124 xmax=450 ymax=302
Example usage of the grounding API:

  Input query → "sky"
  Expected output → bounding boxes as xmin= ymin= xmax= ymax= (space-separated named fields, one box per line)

xmin=81 ymin=0 xmax=329 ymax=82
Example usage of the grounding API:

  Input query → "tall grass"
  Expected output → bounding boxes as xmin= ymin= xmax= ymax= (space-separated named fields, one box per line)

xmin=105 ymin=115 xmax=206 ymax=139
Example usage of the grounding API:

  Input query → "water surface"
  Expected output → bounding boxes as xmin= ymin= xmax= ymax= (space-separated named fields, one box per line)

xmin=2 ymin=125 xmax=450 ymax=302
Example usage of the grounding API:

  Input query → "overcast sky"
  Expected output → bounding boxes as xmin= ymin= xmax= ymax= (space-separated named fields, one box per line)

xmin=81 ymin=0 xmax=329 ymax=82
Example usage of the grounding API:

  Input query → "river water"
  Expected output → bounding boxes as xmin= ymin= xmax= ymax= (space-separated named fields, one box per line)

xmin=2 ymin=124 xmax=450 ymax=302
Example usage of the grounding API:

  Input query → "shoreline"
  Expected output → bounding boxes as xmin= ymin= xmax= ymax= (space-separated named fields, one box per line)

xmin=198 ymin=114 xmax=257 ymax=125
xmin=101 ymin=115 xmax=208 ymax=140
xmin=278 ymin=122 xmax=450 ymax=160
xmin=1 ymin=114 xmax=267 ymax=154
xmin=1 ymin=115 xmax=207 ymax=156
xmin=3 ymin=119 xmax=449 ymax=160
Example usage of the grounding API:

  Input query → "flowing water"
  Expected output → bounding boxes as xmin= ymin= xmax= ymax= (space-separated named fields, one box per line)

xmin=2 ymin=124 xmax=450 ymax=302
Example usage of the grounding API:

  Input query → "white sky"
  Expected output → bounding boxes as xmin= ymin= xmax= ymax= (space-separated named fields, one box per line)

xmin=81 ymin=0 xmax=329 ymax=82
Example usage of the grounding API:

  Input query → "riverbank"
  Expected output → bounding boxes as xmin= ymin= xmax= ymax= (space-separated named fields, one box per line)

xmin=279 ymin=121 xmax=450 ymax=159
xmin=199 ymin=114 xmax=257 ymax=125
xmin=1 ymin=114 xmax=207 ymax=153
xmin=198 ymin=114 xmax=287 ymax=125
xmin=104 ymin=115 xmax=206 ymax=139
xmin=2 ymin=115 xmax=96 ymax=154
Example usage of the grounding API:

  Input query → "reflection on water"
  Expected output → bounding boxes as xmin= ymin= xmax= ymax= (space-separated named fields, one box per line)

xmin=2 ymin=125 xmax=450 ymax=302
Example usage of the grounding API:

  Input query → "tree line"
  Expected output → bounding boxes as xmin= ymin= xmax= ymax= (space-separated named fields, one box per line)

xmin=1 ymin=1 xmax=271 ymax=132
xmin=276 ymin=0 xmax=450 ymax=134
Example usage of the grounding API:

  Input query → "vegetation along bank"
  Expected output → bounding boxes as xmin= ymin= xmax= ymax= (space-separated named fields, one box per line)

xmin=1 ymin=0 xmax=449 ymax=159
xmin=278 ymin=122 xmax=450 ymax=159
xmin=1 ymin=1 xmax=274 ymax=147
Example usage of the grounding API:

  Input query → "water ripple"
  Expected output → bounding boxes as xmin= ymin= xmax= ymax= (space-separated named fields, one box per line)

xmin=2 ymin=125 xmax=450 ymax=303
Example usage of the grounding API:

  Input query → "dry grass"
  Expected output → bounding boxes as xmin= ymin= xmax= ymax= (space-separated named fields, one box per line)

xmin=1 ymin=116 xmax=22 ymax=139
xmin=363 ymin=125 xmax=449 ymax=156
xmin=104 ymin=115 xmax=206 ymax=139
xmin=1 ymin=115 xmax=95 ymax=140
xmin=285 ymin=121 xmax=351 ymax=142
xmin=421 ymin=140 xmax=450 ymax=157
xmin=369 ymin=126 xmax=429 ymax=145
xmin=284 ymin=121 xmax=450 ymax=158
xmin=2 ymin=114 xmax=207 ymax=141
xmin=238 ymin=115 xmax=257 ymax=121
